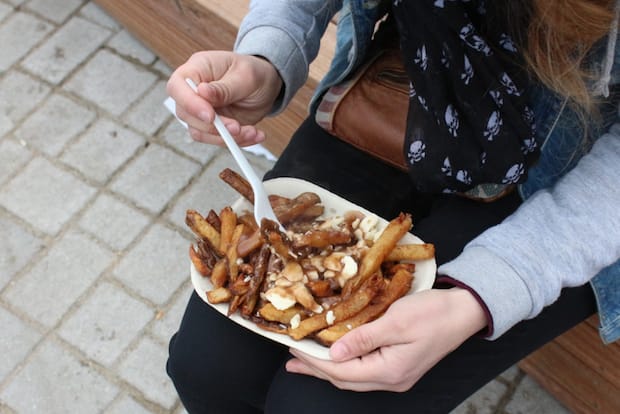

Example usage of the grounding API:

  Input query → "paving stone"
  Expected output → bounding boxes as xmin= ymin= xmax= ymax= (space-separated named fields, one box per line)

xmin=505 ymin=376 xmax=571 ymax=414
xmin=0 ymin=211 xmax=43 ymax=288
xmin=0 ymin=401 xmax=17 ymax=413
xmin=450 ymin=379 xmax=507 ymax=414
xmin=123 ymin=80 xmax=171 ymax=136
xmin=0 ymin=306 xmax=41 ymax=382
xmin=107 ymin=29 xmax=156 ymax=65
xmin=78 ymin=193 xmax=150 ymax=251
xmin=165 ymin=153 xmax=251 ymax=230
xmin=0 ymin=3 xmax=12 ymax=21
xmin=0 ymin=110 xmax=13 ymax=136
xmin=118 ymin=336 xmax=178 ymax=410
xmin=0 ymin=340 xmax=118 ymax=414
xmin=60 ymin=118 xmax=145 ymax=183
xmin=22 ymin=16 xmax=111 ymax=84
xmin=110 ymin=143 xmax=199 ymax=214
xmin=500 ymin=365 xmax=521 ymax=383
xmin=0 ymin=11 xmax=53 ymax=72
xmin=3 ymin=229 xmax=113 ymax=327
xmin=58 ymin=281 xmax=153 ymax=366
xmin=153 ymin=59 xmax=173 ymax=77
xmin=79 ymin=2 xmax=121 ymax=31
xmin=13 ymin=93 xmax=95 ymax=157
xmin=0 ymin=157 xmax=96 ymax=235
xmin=150 ymin=285 xmax=192 ymax=344
xmin=64 ymin=49 xmax=157 ymax=116
xmin=113 ymin=223 xmax=189 ymax=305
xmin=5 ymin=0 xmax=26 ymax=6
xmin=24 ymin=0 xmax=83 ymax=24
xmin=160 ymin=120 xmax=221 ymax=164
xmin=0 ymin=71 xmax=50 ymax=129
xmin=104 ymin=394 xmax=152 ymax=414
xmin=0 ymin=139 xmax=31 ymax=186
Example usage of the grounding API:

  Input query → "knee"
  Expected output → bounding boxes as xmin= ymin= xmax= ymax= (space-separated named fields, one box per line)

xmin=166 ymin=333 xmax=202 ymax=398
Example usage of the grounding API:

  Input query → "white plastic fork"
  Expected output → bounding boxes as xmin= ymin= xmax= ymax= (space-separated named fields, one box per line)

xmin=185 ymin=79 xmax=283 ymax=229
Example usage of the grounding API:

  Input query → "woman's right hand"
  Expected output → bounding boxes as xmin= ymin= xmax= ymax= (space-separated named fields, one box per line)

xmin=167 ymin=50 xmax=283 ymax=147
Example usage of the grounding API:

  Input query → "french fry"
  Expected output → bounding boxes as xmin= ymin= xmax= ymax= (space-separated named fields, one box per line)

xmin=293 ymin=228 xmax=352 ymax=249
xmin=250 ymin=317 xmax=289 ymax=335
xmin=288 ymin=274 xmax=383 ymax=341
xmin=343 ymin=213 xmax=412 ymax=297
xmin=385 ymin=243 xmax=435 ymax=262
xmin=206 ymin=287 xmax=232 ymax=304
xmin=186 ymin=209 xmax=222 ymax=255
xmin=226 ymin=224 xmax=245 ymax=283
xmin=210 ymin=259 xmax=228 ymax=288
xmin=259 ymin=303 xmax=305 ymax=324
xmin=315 ymin=268 xmax=413 ymax=346
xmin=219 ymin=206 xmax=237 ymax=253
xmin=237 ymin=211 xmax=259 ymax=233
xmin=383 ymin=262 xmax=416 ymax=278
xmin=306 ymin=279 xmax=335 ymax=297
xmin=219 ymin=168 xmax=254 ymax=203
xmin=240 ymin=245 xmax=271 ymax=316
xmin=236 ymin=228 xmax=264 ymax=258
xmin=274 ymin=192 xmax=322 ymax=224
xmin=268 ymin=194 xmax=290 ymax=208
xmin=266 ymin=231 xmax=294 ymax=261
xmin=189 ymin=245 xmax=210 ymax=277
xmin=205 ymin=209 xmax=222 ymax=232
xmin=299 ymin=204 xmax=325 ymax=221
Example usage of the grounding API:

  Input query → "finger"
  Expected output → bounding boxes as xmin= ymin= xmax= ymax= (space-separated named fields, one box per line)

xmin=197 ymin=67 xmax=258 ymax=109
xmin=237 ymin=125 xmax=266 ymax=145
xmin=329 ymin=305 xmax=408 ymax=361
xmin=187 ymin=126 xmax=224 ymax=145
xmin=209 ymin=115 xmax=265 ymax=146
xmin=285 ymin=357 xmax=331 ymax=381
xmin=167 ymin=70 xmax=215 ymax=123
xmin=175 ymin=105 xmax=211 ymax=133
xmin=286 ymin=354 xmax=391 ymax=392
xmin=188 ymin=122 xmax=263 ymax=147
xmin=289 ymin=348 xmax=386 ymax=383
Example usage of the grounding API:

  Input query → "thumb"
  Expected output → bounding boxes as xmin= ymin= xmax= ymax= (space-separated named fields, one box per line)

xmin=329 ymin=316 xmax=400 ymax=361
xmin=198 ymin=71 xmax=254 ymax=108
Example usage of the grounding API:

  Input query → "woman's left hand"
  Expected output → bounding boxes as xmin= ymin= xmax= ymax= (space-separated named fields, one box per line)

xmin=286 ymin=287 xmax=488 ymax=392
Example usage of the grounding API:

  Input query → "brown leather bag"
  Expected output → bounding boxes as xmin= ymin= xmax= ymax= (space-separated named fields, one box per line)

xmin=315 ymin=49 xmax=515 ymax=201
xmin=315 ymin=48 xmax=409 ymax=171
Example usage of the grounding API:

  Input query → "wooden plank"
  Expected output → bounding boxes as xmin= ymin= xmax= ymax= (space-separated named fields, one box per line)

xmin=93 ymin=0 xmax=336 ymax=156
xmin=553 ymin=316 xmax=620 ymax=387
xmin=521 ymin=340 xmax=620 ymax=414
xmin=520 ymin=318 xmax=620 ymax=414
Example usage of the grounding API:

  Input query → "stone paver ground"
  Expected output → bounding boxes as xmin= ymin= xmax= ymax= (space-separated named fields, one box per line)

xmin=0 ymin=1 xmax=572 ymax=413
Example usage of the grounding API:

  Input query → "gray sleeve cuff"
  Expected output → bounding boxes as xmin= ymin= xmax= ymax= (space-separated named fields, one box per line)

xmin=438 ymin=246 xmax=534 ymax=340
xmin=235 ymin=26 xmax=309 ymax=115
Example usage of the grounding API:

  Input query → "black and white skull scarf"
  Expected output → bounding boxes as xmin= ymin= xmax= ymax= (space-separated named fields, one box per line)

xmin=392 ymin=0 xmax=539 ymax=194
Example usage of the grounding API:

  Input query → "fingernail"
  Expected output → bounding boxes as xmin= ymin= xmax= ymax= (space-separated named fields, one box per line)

xmin=198 ymin=111 xmax=211 ymax=123
xmin=329 ymin=342 xmax=346 ymax=360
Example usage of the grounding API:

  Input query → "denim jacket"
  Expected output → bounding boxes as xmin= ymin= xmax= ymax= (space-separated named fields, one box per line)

xmin=518 ymin=37 xmax=620 ymax=343
xmin=235 ymin=0 xmax=620 ymax=343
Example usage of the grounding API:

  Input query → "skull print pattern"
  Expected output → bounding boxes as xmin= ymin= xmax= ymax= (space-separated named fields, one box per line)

xmin=392 ymin=0 xmax=539 ymax=196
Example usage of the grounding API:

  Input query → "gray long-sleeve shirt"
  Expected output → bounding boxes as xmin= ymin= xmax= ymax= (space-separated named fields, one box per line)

xmin=235 ymin=0 xmax=620 ymax=339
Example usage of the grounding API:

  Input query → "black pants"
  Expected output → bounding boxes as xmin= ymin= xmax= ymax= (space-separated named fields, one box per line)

xmin=167 ymin=117 xmax=596 ymax=414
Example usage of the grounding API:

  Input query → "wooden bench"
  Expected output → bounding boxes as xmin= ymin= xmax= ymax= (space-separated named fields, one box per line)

xmin=519 ymin=315 xmax=620 ymax=413
xmin=94 ymin=1 xmax=620 ymax=412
